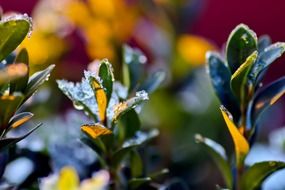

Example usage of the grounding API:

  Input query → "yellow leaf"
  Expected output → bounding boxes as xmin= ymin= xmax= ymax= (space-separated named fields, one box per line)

xmin=81 ymin=124 xmax=112 ymax=139
xmin=90 ymin=78 xmax=107 ymax=123
xmin=220 ymin=106 xmax=249 ymax=167
xmin=57 ymin=167 xmax=79 ymax=190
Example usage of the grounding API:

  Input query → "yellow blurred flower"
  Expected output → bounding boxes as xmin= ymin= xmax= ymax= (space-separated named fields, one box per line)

xmin=40 ymin=166 xmax=109 ymax=190
xmin=177 ymin=34 xmax=216 ymax=66
xmin=63 ymin=0 xmax=139 ymax=61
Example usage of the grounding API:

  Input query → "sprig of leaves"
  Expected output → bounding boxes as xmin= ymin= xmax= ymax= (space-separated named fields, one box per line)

xmin=201 ymin=24 xmax=285 ymax=189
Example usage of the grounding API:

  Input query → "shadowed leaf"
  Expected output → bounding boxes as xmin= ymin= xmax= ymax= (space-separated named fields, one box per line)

xmin=195 ymin=134 xmax=232 ymax=188
xmin=240 ymin=161 xmax=285 ymax=190
xmin=207 ymin=52 xmax=240 ymax=120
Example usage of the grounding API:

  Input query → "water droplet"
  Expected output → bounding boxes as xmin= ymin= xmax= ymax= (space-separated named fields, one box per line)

xmin=73 ymin=102 xmax=84 ymax=110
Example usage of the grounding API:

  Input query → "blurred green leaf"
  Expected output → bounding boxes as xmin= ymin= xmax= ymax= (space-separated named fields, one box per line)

xmin=24 ymin=64 xmax=55 ymax=102
xmin=226 ymin=24 xmax=257 ymax=74
xmin=123 ymin=45 xmax=146 ymax=92
xmin=258 ymin=35 xmax=271 ymax=52
xmin=0 ymin=63 xmax=28 ymax=85
xmin=99 ymin=59 xmax=114 ymax=104
xmin=247 ymin=76 xmax=285 ymax=130
xmin=231 ymin=51 xmax=257 ymax=104
xmin=248 ymin=42 xmax=285 ymax=87
xmin=207 ymin=52 xmax=240 ymax=120
xmin=8 ymin=112 xmax=33 ymax=130
xmin=139 ymin=70 xmax=165 ymax=93
xmin=10 ymin=48 xmax=29 ymax=93
xmin=112 ymin=130 xmax=159 ymax=168
xmin=195 ymin=134 xmax=232 ymax=189
xmin=0 ymin=16 xmax=31 ymax=62
xmin=0 ymin=94 xmax=24 ymax=129
xmin=130 ymin=150 xmax=143 ymax=178
xmin=0 ymin=123 xmax=41 ymax=151
xmin=128 ymin=177 xmax=151 ymax=189
xmin=240 ymin=161 xmax=285 ymax=190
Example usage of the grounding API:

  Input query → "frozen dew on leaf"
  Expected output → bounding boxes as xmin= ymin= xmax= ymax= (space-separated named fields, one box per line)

xmin=1 ymin=13 xmax=33 ymax=38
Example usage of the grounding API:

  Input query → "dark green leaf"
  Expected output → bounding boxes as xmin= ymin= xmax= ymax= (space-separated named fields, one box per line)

xmin=24 ymin=64 xmax=55 ymax=102
xmin=10 ymin=48 xmax=29 ymax=93
xmin=248 ymin=42 xmax=285 ymax=87
xmin=0 ymin=123 xmax=42 ymax=151
xmin=148 ymin=168 xmax=169 ymax=179
xmin=129 ymin=177 xmax=151 ymax=189
xmin=119 ymin=109 xmax=140 ymax=140
xmin=247 ymin=76 xmax=285 ymax=130
xmin=99 ymin=59 xmax=114 ymax=104
xmin=0 ymin=15 xmax=31 ymax=62
xmin=240 ymin=161 xmax=285 ymax=190
xmin=195 ymin=134 xmax=232 ymax=189
xmin=226 ymin=24 xmax=257 ymax=74
xmin=258 ymin=35 xmax=271 ymax=52
xmin=207 ymin=52 xmax=240 ymax=120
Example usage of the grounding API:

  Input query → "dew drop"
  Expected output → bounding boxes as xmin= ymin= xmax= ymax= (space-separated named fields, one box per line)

xmin=73 ymin=102 xmax=84 ymax=110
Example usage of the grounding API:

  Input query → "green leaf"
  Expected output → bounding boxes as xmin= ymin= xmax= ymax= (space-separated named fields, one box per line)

xmin=0 ymin=123 xmax=41 ymax=151
xmin=128 ymin=177 xmax=151 ymax=189
xmin=123 ymin=45 xmax=146 ymax=92
xmin=231 ymin=51 xmax=257 ymax=104
xmin=248 ymin=42 xmax=285 ymax=87
xmin=99 ymin=59 xmax=114 ymax=104
xmin=112 ymin=91 xmax=149 ymax=122
xmin=119 ymin=109 xmax=140 ymax=140
xmin=112 ymin=130 xmax=159 ymax=168
xmin=0 ymin=93 xmax=24 ymax=130
xmin=247 ymin=76 xmax=285 ymax=131
xmin=10 ymin=48 xmax=29 ymax=93
xmin=0 ymin=15 xmax=31 ymax=62
xmin=139 ymin=70 xmax=165 ymax=93
xmin=207 ymin=52 xmax=240 ymax=120
xmin=240 ymin=161 xmax=285 ymax=190
xmin=8 ymin=112 xmax=33 ymax=130
xmin=258 ymin=35 xmax=271 ymax=52
xmin=195 ymin=134 xmax=232 ymax=189
xmin=130 ymin=150 xmax=143 ymax=178
xmin=226 ymin=24 xmax=257 ymax=74
xmin=24 ymin=64 xmax=55 ymax=102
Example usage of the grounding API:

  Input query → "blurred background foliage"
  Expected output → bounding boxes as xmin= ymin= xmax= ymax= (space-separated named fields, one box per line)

xmin=1 ymin=0 xmax=285 ymax=189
